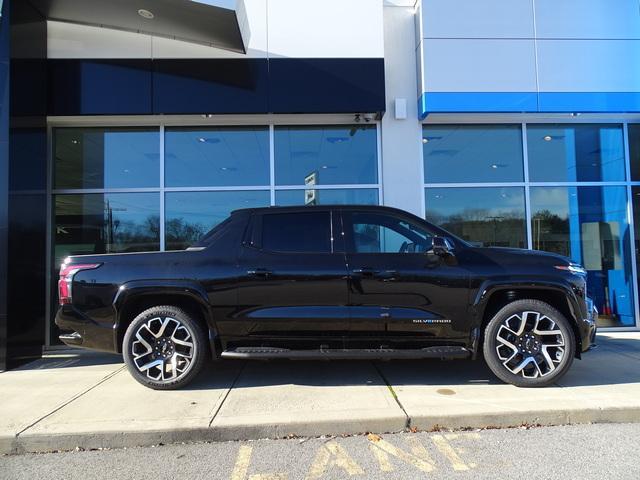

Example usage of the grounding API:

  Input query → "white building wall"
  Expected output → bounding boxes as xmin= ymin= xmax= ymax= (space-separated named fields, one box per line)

xmin=417 ymin=0 xmax=640 ymax=104
xmin=380 ymin=1 xmax=424 ymax=216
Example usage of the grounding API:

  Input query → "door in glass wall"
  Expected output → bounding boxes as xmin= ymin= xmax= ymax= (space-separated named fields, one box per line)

xmin=530 ymin=186 xmax=634 ymax=327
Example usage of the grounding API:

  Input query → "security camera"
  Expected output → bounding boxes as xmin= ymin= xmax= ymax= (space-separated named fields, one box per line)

xmin=362 ymin=113 xmax=375 ymax=123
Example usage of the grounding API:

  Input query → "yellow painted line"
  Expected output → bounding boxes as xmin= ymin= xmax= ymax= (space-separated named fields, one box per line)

xmin=231 ymin=445 xmax=252 ymax=480
xmin=432 ymin=434 xmax=470 ymax=471
xmin=305 ymin=441 xmax=365 ymax=479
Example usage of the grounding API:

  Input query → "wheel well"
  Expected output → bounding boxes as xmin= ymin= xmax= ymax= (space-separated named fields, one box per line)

xmin=480 ymin=288 xmax=582 ymax=356
xmin=116 ymin=294 xmax=211 ymax=353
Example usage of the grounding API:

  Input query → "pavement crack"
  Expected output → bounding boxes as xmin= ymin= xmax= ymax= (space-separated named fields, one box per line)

xmin=208 ymin=361 xmax=246 ymax=427
xmin=372 ymin=362 xmax=411 ymax=430
xmin=15 ymin=365 xmax=126 ymax=437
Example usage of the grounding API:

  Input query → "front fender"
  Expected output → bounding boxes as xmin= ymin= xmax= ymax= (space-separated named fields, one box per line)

xmin=472 ymin=278 xmax=584 ymax=327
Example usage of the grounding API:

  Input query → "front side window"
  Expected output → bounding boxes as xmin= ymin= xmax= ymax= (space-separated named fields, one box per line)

xmin=261 ymin=212 xmax=332 ymax=253
xmin=347 ymin=212 xmax=434 ymax=254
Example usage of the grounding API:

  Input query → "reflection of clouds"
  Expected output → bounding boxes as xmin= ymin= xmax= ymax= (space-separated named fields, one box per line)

xmin=426 ymin=187 xmax=525 ymax=218
xmin=530 ymin=187 xmax=569 ymax=219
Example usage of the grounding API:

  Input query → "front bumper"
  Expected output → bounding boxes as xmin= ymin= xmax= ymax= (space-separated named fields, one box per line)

xmin=580 ymin=297 xmax=598 ymax=352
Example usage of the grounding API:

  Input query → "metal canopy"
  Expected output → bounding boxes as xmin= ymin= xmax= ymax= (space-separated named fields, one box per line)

xmin=28 ymin=0 xmax=247 ymax=53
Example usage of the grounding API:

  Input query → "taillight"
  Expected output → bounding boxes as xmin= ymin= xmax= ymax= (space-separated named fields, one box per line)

xmin=58 ymin=263 xmax=101 ymax=305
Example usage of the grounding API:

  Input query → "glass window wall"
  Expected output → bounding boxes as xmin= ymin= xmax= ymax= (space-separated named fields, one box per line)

xmin=54 ymin=128 xmax=160 ymax=189
xmin=425 ymin=187 xmax=526 ymax=248
xmin=423 ymin=124 xmax=523 ymax=183
xmin=527 ymin=124 xmax=625 ymax=182
xmin=424 ymin=123 xmax=636 ymax=328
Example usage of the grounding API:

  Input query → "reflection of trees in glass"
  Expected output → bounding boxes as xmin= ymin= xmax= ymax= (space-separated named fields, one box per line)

xmin=429 ymin=208 xmax=524 ymax=248
xmin=106 ymin=214 xmax=160 ymax=253
xmin=532 ymin=209 xmax=570 ymax=256
xmin=165 ymin=217 xmax=207 ymax=250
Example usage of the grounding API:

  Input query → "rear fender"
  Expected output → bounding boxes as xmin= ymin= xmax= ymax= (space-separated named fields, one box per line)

xmin=113 ymin=280 xmax=218 ymax=355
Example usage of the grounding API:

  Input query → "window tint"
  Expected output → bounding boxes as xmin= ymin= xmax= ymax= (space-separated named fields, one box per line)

xmin=348 ymin=213 xmax=433 ymax=254
xmin=261 ymin=212 xmax=331 ymax=253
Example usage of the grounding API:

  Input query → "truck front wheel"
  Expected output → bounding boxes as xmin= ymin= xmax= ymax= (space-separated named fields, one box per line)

xmin=123 ymin=305 xmax=208 ymax=390
xmin=483 ymin=299 xmax=575 ymax=387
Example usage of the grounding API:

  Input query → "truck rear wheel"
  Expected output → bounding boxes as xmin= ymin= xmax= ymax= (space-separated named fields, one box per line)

xmin=483 ymin=299 xmax=575 ymax=387
xmin=123 ymin=305 xmax=207 ymax=390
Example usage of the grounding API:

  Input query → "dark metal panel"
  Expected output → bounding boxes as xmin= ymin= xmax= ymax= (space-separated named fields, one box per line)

xmin=0 ymin=0 xmax=10 ymax=371
xmin=268 ymin=58 xmax=386 ymax=114
xmin=48 ymin=59 xmax=153 ymax=115
xmin=7 ymin=0 xmax=48 ymax=368
xmin=28 ymin=0 xmax=246 ymax=53
xmin=152 ymin=59 xmax=268 ymax=114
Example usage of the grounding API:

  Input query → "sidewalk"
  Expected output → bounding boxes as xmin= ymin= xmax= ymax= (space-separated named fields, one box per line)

xmin=1 ymin=332 xmax=639 ymax=455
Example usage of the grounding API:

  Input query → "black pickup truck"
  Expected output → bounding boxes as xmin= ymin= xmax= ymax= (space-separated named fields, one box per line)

xmin=56 ymin=205 xmax=597 ymax=389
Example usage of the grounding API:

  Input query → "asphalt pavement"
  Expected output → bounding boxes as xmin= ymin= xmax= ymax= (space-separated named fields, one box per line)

xmin=1 ymin=423 xmax=637 ymax=480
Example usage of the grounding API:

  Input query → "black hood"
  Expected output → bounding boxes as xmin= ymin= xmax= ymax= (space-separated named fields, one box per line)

xmin=469 ymin=246 xmax=572 ymax=269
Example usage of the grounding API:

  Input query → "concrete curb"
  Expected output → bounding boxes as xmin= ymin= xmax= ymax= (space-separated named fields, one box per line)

xmin=2 ymin=407 xmax=640 ymax=455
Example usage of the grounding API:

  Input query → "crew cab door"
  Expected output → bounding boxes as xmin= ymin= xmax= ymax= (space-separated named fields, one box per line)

xmin=341 ymin=209 xmax=470 ymax=344
xmin=234 ymin=209 xmax=349 ymax=347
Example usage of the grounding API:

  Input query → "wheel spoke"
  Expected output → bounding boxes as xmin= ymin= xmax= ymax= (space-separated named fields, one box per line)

xmin=131 ymin=315 xmax=196 ymax=384
xmin=494 ymin=309 xmax=567 ymax=380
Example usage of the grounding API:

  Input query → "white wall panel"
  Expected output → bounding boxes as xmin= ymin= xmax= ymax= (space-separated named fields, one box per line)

xmin=381 ymin=5 xmax=424 ymax=216
xmin=267 ymin=0 xmax=384 ymax=58
xmin=422 ymin=39 xmax=537 ymax=92
xmin=535 ymin=0 xmax=640 ymax=40
xmin=421 ymin=0 xmax=534 ymax=39
xmin=47 ymin=21 xmax=152 ymax=58
xmin=537 ymin=40 xmax=640 ymax=92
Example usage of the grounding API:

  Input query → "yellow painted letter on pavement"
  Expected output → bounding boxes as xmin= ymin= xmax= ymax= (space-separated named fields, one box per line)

xmin=432 ymin=434 xmax=470 ymax=471
xmin=369 ymin=437 xmax=435 ymax=473
xmin=305 ymin=441 xmax=365 ymax=479
xmin=231 ymin=444 xmax=288 ymax=480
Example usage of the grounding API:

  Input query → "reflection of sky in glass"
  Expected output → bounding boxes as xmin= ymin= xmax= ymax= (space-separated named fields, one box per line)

xmin=55 ymin=128 xmax=160 ymax=189
xmin=425 ymin=187 xmax=525 ymax=219
xmin=166 ymin=190 xmax=270 ymax=231
xmin=275 ymin=126 xmax=378 ymax=185
xmin=423 ymin=125 xmax=523 ymax=183
xmin=527 ymin=124 xmax=624 ymax=182
xmin=275 ymin=189 xmax=378 ymax=206
xmin=165 ymin=128 xmax=269 ymax=187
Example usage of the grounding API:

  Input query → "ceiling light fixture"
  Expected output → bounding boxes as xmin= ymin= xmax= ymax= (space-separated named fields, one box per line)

xmin=138 ymin=9 xmax=154 ymax=19
xmin=544 ymin=135 xmax=552 ymax=141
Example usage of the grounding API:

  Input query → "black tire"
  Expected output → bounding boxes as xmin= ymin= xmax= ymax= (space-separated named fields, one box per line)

xmin=483 ymin=299 xmax=575 ymax=387
xmin=123 ymin=305 xmax=208 ymax=390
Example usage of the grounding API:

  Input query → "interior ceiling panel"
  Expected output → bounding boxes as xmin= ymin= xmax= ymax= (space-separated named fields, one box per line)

xmin=28 ymin=0 xmax=246 ymax=53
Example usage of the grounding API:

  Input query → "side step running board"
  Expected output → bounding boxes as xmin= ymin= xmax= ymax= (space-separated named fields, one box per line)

xmin=220 ymin=346 xmax=470 ymax=360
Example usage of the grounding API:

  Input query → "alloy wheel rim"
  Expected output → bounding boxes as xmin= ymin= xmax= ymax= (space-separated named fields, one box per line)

xmin=131 ymin=317 xmax=195 ymax=382
xmin=495 ymin=311 xmax=565 ymax=379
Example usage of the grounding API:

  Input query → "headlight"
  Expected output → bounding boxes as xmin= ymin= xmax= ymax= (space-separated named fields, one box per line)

xmin=554 ymin=263 xmax=587 ymax=275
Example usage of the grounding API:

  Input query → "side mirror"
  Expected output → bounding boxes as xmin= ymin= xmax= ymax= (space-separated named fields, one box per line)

xmin=429 ymin=236 xmax=451 ymax=256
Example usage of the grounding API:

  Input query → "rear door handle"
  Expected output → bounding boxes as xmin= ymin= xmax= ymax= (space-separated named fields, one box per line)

xmin=247 ymin=268 xmax=272 ymax=277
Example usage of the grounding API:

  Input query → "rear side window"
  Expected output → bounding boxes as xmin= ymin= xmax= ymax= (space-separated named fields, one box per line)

xmin=261 ymin=212 xmax=331 ymax=253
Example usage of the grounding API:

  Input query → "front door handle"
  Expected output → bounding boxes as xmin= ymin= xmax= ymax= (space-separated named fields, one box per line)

xmin=352 ymin=267 xmax=379 ymax=276
xmin=247 ymin=268 xmax=272 ymax=277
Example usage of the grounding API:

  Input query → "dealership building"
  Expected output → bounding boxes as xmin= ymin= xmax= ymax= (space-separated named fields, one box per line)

xmin=2 ymin=0 xmax=640 ymax=369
